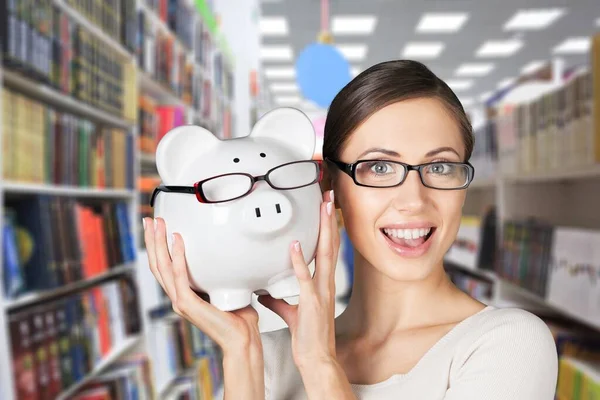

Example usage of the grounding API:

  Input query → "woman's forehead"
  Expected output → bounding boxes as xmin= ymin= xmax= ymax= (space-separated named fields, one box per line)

xmin=340 ymin=98 xmax=464 ymax=160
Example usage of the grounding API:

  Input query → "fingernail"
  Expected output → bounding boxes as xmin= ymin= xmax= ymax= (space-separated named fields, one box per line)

xmin=170 ymin=233 xmax=175 ymax=245
xmin=154 ymin=218 xmax=158 ymax=232
xmin=294 ymin=241 xmax=300 ymax=252
xmin=142 ymin=218 xmax=146 ymax=230
xmin=326 ymin=201 xmax=333 ymax=216
xmin=330 ymin=190 xmax=335 ymax=203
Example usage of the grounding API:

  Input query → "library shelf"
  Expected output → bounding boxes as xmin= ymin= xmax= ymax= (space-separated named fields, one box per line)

xmin=446 ymin=262 xmax=600 ymax=332
xmin=158 ymin=364 xmax=197 ymax=397
xmin=3 ymin=263 xmax=135 ymax=312
xmin=503 ymin=163 xmax=600 ymax=184
xmin=138 ymin=71 xmax=190 ymax=109
xmin=139 ymin=2 xmax=192 ymax=52
xmin=56 ymin=335 xmax=143 ymax=400
xmin=2 ymin=70 xmax=135 ymax=129
xmin=3 ymin=181 xmax=136 ymax=198
xmin=496 ymin=278 xmax=600 ymax=332
xmin=140 ymin=152 xmax=157 ymax=165
xmin=54 ymin=0 xmax=135 ymax=60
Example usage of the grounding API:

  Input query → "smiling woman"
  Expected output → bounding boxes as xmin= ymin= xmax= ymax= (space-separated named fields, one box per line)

xmin=259 ymin=60 xmax=559 ymax=400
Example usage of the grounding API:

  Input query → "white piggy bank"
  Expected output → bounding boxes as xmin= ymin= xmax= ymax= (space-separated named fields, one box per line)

xmin=152 ymin=108 xmax=322 ymax=311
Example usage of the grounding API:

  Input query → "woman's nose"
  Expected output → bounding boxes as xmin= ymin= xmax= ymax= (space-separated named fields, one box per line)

xmin=391 ymin=170 xmax=428 ymax=213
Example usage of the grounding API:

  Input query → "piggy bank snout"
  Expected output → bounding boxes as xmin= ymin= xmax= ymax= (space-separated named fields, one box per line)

xmin=240 ymin=190 xmax=293 ymax=236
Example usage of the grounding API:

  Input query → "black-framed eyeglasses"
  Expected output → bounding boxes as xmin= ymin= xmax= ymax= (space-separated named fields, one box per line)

xmin=150 ymin=160 xmax=322 ymax=206
xmin=325 ymin=157 xmax=474 ymax=190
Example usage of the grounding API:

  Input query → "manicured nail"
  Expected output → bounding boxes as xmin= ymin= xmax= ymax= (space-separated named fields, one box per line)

xmin=294 ymin=241 xmax=300 ymax=252
xmin=330 ymin=190 xmax=334 ymax=203
xmin=154 ymin=218 xmax=158 ymax=232
xmin=142 ymin=218 xmax=146 ymax=230
xmin=326 ymin=202 xmax=333 ymax=216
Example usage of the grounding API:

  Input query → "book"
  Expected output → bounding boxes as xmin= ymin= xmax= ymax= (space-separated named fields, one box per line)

xmin=2 ymin=92 xmax=133 ymax=188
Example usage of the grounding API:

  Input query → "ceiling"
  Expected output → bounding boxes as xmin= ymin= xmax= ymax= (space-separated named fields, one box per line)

xmin=259 ymin=0 xmax=600 ymax=113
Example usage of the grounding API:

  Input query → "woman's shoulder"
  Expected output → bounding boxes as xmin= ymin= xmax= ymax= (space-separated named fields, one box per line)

xmin=452 ymin=306 xmax=558 ymax=373
xmin=469 ymin=305 xmax=556 ymax=339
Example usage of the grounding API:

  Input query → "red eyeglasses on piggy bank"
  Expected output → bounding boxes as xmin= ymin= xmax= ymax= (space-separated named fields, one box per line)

xmin=151 ymin=107 xmax=322 ymax=311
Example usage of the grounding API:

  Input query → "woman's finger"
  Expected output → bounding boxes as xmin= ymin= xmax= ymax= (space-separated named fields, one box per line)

xmin=290 ymin=241 xmax=316 ymax=296
xmin=314 ymin=199 xmax=335 ymax=297
xmin=329 ymin=191 xmax=340 ymax=285
xmin=143 ymin=217 xmax=166 ymax=292
xmin=153 ymin=217 xmax=178 ymax=300
xmin=257 ymin=295 xmax=298 ymax=330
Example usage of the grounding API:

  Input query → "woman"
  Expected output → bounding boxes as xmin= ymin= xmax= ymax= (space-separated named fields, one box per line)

xmin=143 ymin=60 xmax=558 ymax=399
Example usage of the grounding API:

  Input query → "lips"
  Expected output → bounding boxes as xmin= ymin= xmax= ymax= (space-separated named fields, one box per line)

xmin=380 ymin=225 xmax=436 ymax=258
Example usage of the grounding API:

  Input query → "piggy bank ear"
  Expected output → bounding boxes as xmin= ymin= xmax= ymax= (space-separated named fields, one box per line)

xmin=250 ymin=107 xmax=316 ymax=159
xmin=156 ymin=125 xmax=220 ymax=184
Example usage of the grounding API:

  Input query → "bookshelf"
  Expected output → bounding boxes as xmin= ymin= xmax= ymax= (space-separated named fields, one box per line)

xmin=2 ymin=70 xmax=135 ymax=129
xmin=55 ymin=335 xmax=143 ymax=400
xmin=0 ymin=0 xmax=234 ymax=398
xmin=448 ymin=45 xmax=600 ymax=344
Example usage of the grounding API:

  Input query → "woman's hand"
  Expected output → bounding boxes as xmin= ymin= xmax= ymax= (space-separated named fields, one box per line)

xmin=258 ymin=189 xmax=341 ymax=368
xmin=144 ymin=217 xmax=266 ymax=399
xmin=143 ymin=217 xmax=262 ymax=355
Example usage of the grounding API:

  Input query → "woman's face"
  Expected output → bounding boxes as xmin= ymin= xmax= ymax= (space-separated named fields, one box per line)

xmin=333 ymin=97 xmax=467 ymax=282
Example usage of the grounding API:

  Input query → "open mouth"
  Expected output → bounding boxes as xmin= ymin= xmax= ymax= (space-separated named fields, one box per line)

xmin=380 ymin=226 xmax=436 ymax=256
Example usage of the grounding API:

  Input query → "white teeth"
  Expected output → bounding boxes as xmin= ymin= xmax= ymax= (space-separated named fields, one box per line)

xmin=383 ymin=228 xmax=431 ymax=240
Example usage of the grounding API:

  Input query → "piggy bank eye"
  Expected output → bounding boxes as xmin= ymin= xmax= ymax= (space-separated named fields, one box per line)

xmin=233 ymin=158 xmax=240 ymax=163
xmin=260 ymin=153 xmax=266 ymax=158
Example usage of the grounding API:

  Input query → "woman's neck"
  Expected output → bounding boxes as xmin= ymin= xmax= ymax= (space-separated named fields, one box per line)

xmin=335 ymin=254 xmax=469 ymax=341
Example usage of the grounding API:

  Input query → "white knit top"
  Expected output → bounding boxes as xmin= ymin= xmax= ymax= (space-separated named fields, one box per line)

xmin=261 ymin=306 xmax=558 ymax=400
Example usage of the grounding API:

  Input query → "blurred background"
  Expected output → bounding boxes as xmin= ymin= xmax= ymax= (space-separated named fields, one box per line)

xmin=1 ymin=0 xmax=600 ymax=399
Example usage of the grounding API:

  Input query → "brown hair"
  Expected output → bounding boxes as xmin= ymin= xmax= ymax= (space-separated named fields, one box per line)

xmin=322 ymin=60 xmax=474 ymax=162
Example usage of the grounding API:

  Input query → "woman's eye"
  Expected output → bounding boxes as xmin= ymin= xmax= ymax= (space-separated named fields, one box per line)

xmin=370 ymin=162 xmax=392 ymax=174
xmin=429 ymin=163 xmax=452 ymax=174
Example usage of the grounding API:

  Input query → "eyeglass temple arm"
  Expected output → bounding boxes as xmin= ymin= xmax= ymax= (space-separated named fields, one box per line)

xmin=325 ymin=158 xmax=353 ymax=176
xmin=150 ymin=185 xmax=196 ymax=207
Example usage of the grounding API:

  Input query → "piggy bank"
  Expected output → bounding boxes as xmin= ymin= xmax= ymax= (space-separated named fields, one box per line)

xmin=152 ymin=107 xmax=322 ymax=311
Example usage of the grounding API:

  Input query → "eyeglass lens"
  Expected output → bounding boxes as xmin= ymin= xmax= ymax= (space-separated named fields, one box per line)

xmin=269 ymin=162 xmax=319 ymax=189
xmin=202 ymin=174 xmax=253 ymax=202
xmin=200 ymin=161 xmax=319 ymax=202
xmin=355 ymin=160 xmax=470 ymax=189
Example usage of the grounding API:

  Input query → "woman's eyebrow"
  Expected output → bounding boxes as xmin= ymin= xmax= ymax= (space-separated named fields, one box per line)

xmin=425 ymin=147 xmax=460 ymax=158
xmin=357 ymin=148 xmax=401 ymax=158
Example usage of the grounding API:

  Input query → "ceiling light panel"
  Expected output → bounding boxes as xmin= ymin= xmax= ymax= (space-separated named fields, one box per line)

xmin=270 ymin=82 xmax=298 ymax=92
xmin=446 ymin=79 xmax=474 ymax=91
xmin=264 ymin=67 xmax=296 ymax=79
xmin=479 ymin=91 xmax=493 ymax=102
xmin=504 ymin=8 xmax=565 ymax=31
xmin=455 ymin=63 xmax=495 ymax=77
xmin=460 ymin=97 xmax=475 ymax=107
xmin=521 ymin=60 xmax=546 ymax=74
xmin=416 ymin=12 xmax=469 ymax=33
xmin=553 ymin=37 xmax=591 ymax=54
xmin=476 ymin=39 xmax=523 ymax=57
xmin=259 ymin=17 xmax=288 ymax=36
xmin=276 ymin=95 xmax=301 ymax=104
xmin=402 ymin=42 xmax=445 ymax=59
xmin=351 ymin=66 xmax=362 ymax=77
xmin=260 ymin=45 xmax=293 ymax=61
xmin=337 ymin=44 xmax=368 ymax=61
xmin=332 ymin=15 xmax=377 ymax=35
xmin=497 ymin=77 xmax=516 ymax=90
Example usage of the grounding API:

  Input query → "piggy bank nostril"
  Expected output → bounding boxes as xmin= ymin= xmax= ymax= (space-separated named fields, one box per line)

xmin=255 ymin=207 xmax=261 ymax=218
xmin=275 ymin=203 xmax=281 ymax=214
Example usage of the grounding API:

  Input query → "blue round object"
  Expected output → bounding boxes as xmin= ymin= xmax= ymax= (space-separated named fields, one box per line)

xmin=295 ymin=43 xmax=351 ymax=108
